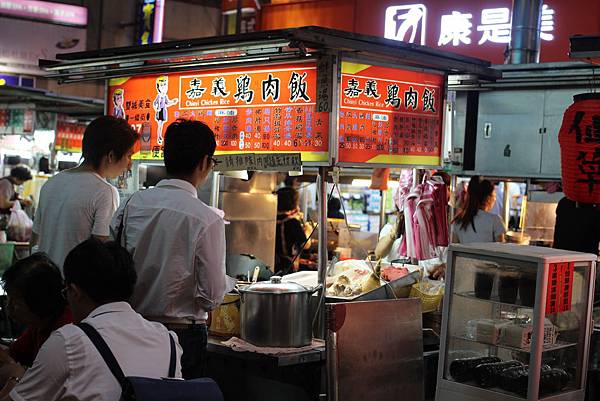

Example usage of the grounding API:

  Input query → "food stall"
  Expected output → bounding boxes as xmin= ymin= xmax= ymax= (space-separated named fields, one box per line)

xmin=41 ymin=27 xmax=500 ymax=401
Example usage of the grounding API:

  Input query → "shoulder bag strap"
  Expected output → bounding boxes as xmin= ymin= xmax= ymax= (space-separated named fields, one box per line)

xmin=76 ymin=322 xmax=127 ymax=386
xmin=116 ymin=194 xmax=135 ymax=247
xmin=167 ymin=333 xmax=176 ymax=378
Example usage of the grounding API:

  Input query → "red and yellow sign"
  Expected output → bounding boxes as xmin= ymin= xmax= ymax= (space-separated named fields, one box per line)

xmin=55 ymin=119 xmax=86 ymax=153
xmin=338 ymin=62 xmax=444 ymax=166
xmin=107 ymin=62 xmax=329 ymax=163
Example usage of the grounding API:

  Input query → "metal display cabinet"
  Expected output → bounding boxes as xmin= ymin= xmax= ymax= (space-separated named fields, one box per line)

xmin=437 ymin=243 xmax=596 ymax=401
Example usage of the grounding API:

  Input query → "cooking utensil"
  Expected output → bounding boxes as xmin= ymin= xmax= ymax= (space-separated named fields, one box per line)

xmin=251 ymin=266 xmax=260 ymax=283
xmin=239 ymin=276 xmax=322 ymax=347
xmin=227 ymin=254 xmax=272 ymax=282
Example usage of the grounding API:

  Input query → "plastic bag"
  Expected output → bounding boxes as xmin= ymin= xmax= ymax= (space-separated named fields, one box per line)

xmin=414 ymin=277 xmax=445 ymax=296
xmin=7 ymin=203 xmax=32 ymax=242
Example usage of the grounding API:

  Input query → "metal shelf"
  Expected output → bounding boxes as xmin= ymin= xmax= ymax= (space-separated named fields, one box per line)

xmin=449 ymin=335 xmax=577 ymax=354
xmin=454 ymin=291 xmax=534 ymax=309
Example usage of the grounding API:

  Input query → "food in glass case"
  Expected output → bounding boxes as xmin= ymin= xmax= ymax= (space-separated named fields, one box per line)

xmin=466 ymin=319 xmax=512 ymax=345
xmin=501 ymin=319 xmax=557 ymax=349
xmin=449 ymin=356 xmax=501 ymax=382
xmin=499 ymin=364 xmax=570 ymax=397
xmin=474 ymin=360 xmax=523 ymax=387
xmin=450 ymin=355 xmax=569 ymax=396
xmin=474 ymin=270 xmax=495 ymax=299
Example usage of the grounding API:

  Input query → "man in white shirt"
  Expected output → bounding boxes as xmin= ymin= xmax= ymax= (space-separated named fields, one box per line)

xmin=111 ymin=119 xmax=233 ymax=379
xmin=0 ymin=238 xmax=182 ymax=401
xmin=32 ymin=116 xmax=138 ymax=270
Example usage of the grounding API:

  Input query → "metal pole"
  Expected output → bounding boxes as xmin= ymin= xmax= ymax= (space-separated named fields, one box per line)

xmin=509 ymin=0 xmax=543 ymax=64
xmin=379 ymin=189 xmax=387 ymax=232
xmin=210 ymin=171 xmax=220 ymax=208
xmin=317 ymin=166 xmax=330 ymax=401
xmin=503 ymin=181 xmax=510 ymax=229
xmin=318 ymin=166 xmax=328 ymax=288
xmin=235 ymin=0 xmax=242 ymax=34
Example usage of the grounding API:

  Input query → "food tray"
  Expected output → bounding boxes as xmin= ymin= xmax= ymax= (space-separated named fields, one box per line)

xmin=326 ymin=267 xmax=421 ymax=303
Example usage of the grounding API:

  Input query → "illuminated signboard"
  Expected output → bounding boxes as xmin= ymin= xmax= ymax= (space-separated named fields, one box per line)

xmin=384 ymin=3 xmax=555 ymax=47
xmin=0 ymin=0 xmax=88 ymax=26
xmin=135 ymin=0 xmax=165 ymax=45
xmin=337 ymin=62 xmax=444 ymax=166
xmin=107 ymin=62 xmax=329 ymax=163
xmin=384 ymin=4 xmax=427 ymax=45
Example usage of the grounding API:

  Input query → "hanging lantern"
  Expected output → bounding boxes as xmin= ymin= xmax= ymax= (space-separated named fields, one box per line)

xmin=558 ymin=93 xmax=600 ymax=204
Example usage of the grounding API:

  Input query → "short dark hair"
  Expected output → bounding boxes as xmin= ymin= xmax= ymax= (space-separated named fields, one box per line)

xmin=2 ymin=253 xmax=66 ymax=319
xmin=277 ymin=187 xmax=299 ymax=212
xmin=10 ymin=166 xmax=32 ymax=182
xmin=82 ymin=116 xmax=139 ymax=169
xmin=63 ymin=239 xmax=137 ymax=304
xmin=164 ymin=119 xmax=216 ymax=176
xmin=328 ymin=196 xmax=341 ymax=211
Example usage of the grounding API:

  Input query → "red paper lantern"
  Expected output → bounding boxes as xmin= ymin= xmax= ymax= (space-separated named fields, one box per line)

xmin=558 ymin=93 xmax=600 ymax=204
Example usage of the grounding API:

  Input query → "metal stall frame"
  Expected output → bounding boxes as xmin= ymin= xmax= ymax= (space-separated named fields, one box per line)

xmin=40 ymin=27 xmax=500 ymax=400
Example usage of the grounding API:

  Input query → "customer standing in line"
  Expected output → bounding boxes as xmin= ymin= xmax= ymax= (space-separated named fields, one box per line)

xmin=32 ymin=116 xmax=138 ymax=270
xmin=111 ymin=119 xmax=233 ymax=379
xmin=452 ymin=175 xmax=506 ymax=244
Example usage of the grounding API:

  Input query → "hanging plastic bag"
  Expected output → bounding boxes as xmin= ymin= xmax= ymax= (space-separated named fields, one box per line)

xmin=7 ymin=203 xmax=33 ymax=242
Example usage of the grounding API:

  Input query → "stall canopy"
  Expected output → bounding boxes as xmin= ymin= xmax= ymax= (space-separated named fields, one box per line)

xmin=41 ymin=27 xmax=500 ymax=82
xmin=40 ymin=27 xmax=500 ymax=168
xmin=0 ymin=85 xmax=103 ymax=118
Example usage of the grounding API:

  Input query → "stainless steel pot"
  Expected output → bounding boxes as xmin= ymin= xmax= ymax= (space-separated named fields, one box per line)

xmin=239 ymin=276 xmax=320 ymax=347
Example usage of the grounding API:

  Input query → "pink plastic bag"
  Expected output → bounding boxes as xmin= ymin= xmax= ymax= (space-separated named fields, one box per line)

xmin=7 ymin=203 xmax=32 ymax=242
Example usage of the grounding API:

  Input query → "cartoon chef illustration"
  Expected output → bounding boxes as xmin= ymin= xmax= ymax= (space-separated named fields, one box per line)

xmin=112 ymin=89 xmax=125 ymax=119
xmin=153 ymin=76 xmax=179 ymax=145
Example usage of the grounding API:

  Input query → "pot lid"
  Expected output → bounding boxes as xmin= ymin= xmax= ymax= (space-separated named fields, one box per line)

xmin=241 ymin=276 xmax=308 ymax=294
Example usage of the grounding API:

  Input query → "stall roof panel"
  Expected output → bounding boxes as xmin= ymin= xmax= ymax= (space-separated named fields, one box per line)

xmin=40 ymin=26 xmax=501 ymax=83
xmin=0 ymin=85 xmax=103 ymax=117
xmin=570 ymin=34 xmax=600 ymax=65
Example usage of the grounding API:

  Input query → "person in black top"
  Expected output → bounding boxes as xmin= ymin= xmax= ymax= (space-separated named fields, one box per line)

xmin=275 ymin=187 xmax=307 ymax=275
xmin=553 ymin=197 xmax=600 ymax=256
xmin=327 ymin=197 xmax=345 ymax=219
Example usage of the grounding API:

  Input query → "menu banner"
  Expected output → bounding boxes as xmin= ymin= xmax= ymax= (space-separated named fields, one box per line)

xmin=337 ymin=62 xmax=444 ymax=166
xmin=107 ymin=62 xmax=329 ymax=163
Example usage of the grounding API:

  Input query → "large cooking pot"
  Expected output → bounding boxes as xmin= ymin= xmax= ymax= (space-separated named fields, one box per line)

xmin=239 ymin=276 xmax=321 ymax=347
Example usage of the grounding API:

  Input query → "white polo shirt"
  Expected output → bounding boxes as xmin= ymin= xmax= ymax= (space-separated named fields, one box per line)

xmin=111 ymin=179 xmax=234 ymax=323
xmin=10 ymin=302 xmax=182 ymax=401
xmin=33 ymin=170 xmax=119 ymax=270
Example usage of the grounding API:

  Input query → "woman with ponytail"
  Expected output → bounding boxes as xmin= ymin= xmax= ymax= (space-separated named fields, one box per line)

xmin=451 ymin=176 xmax=506 ymax=243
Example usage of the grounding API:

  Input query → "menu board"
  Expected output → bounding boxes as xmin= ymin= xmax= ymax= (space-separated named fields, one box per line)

xmin=337 ymin=62 xmax=444 ymax=166
xmin=107 ymin=62 xmax=329 ymax=163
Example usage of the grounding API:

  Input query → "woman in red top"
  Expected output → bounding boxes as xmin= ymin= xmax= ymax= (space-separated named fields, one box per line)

xmin=1 ymin=253 xmax=72 ymax=367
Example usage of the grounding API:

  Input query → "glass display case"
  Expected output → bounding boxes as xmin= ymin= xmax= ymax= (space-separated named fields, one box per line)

xmin=436 ymin=243 xmax=597 ymax=401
